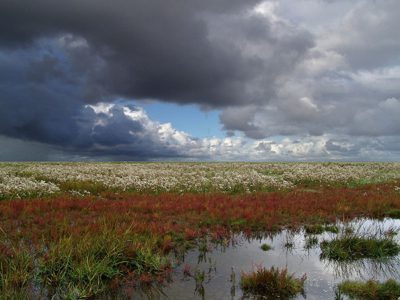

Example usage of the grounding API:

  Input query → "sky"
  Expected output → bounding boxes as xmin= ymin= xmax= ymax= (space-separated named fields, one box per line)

xmin=0 ymin=0 xmax=399 ymax=161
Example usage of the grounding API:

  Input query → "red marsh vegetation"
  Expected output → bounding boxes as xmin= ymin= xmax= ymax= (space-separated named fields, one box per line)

xmin=0 ymin=181 xmax=399 ymax=297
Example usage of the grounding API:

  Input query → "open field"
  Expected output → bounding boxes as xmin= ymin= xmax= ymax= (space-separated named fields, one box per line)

xmin=1 ymin=162 xmax=400 ymax=299
xmin=1 ymin=162 xmax=400 ymax=198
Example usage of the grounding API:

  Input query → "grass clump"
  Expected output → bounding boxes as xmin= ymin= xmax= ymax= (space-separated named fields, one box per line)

xmin=304 ymin=224 xmax=325 ymax=234
xmin=338 ymin=279 xmax=400 ymax=300
xmin=0 ymin=247 xmax=33 ymax=297
xmin=304 ymin=224 xmax=339 ymax=235
xmin=320 ymin=226 xmax=400 ymax=261
xmin=284 ymin=242 xmax=295 ymax=250
xmin=260 ymin=243 xmax=272 ymax=251
xmin=304 ymin=236 xmax=319 ymax=250
xmin=58 ymin=180 xmax=108 ymax=195
xmin=385 ymin=209 xmax=400 ymax=219
xmin=38 ymin=231 xmax=169 ymax=298
xmin=325 ymin=225 xmax=339 ymax=233
xmin=240 ymin=266 xmax=306 ymax=299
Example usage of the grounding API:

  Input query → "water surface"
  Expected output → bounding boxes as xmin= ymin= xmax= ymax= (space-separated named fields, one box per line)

xmin=105 ymin=218 xmax=400 ymax=299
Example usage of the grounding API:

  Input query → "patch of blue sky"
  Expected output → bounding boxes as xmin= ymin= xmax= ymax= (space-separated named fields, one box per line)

xmin=120 ymin=100 xmax=225 ymax=139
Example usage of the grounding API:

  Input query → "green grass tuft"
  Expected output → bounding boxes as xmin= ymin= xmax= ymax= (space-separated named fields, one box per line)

xmin=0 ymin=247 xmax=33 ymax=297
xmin=385 ymin=209 xmax=400 ymax=219
xmin=58 ymin=180 xmax=108 ymax=195
xmin=305 ymin=224 xmax=325 ymax=234
xmin=260 ymin=243 xmax=272 ymax=251
xmin=240 ymin=266 xmax=306 ymax=299
xmin=304 ymin=224 xmax=339 ymax=235
xmin=38 ymin=231 xmax=169 ymax=298
xmin=304 ymin=236 xmax=319 ymax=250
xmin=338 ymin=279 xmax=400 ymax=300
xmin=320 ymin=236 xmax=400 ymax=261
xmin=325 ymin=225 xmax=339 ymax=233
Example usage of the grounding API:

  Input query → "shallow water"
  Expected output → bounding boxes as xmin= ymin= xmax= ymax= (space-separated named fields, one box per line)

xmin=105 ymin=218 xmax=400 ymax=299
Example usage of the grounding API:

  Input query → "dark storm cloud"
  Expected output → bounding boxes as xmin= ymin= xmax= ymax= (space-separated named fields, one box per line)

xmin=0 ymin=0 xmax=271 ymax=107
xmin=0 ymin=43 xmax=192 ymax=159
xmin=1 ymin=0 xmax=400 ymax=161
xmin=0 ymin=81 xmax=81 ymax=145
xmin=220 ymin=106 xmax=266 ymax=139
xmin=0 ymin=0 xmax=275 ymax=158
xmin=0 ymin=136 xmax=52 ymax=161
xmin=0 ymin=0 xmax=317 ymax=159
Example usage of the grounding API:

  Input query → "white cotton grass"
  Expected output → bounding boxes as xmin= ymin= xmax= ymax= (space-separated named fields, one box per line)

xmin=0 ymin=162 xmax=399 ymax=198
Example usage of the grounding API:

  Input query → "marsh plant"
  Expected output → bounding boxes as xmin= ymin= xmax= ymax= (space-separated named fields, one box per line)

xmin=0 ymin=247 xmax=33 ymax=299
xmin=0 ymin=162 xmax=399 ymax=298
xmin=1 ymin=162 xmax=399 ymax=198
xmin=282 ymin=230 xmax=298 ymax=251
xmin=385 ymin=209 xmax=400 ymax=219
xmin=304 ymin=224 xmax=325 ymax=235
xmin=327 ymin=255 xmax=400 ymax=280
xmin=240 ymin=266 xmax=306 ymax=299
xmin=337 ymin=279 xmax=400 ymax=300
xmin=37 ymin=231 xmax=170 ymax=298
xmin=320 ymin=223 xmax=400 ymax=261
xmin=260 ymin=243 xmax=273 ymax=251
xmin=304 ymin=236 xmax=319 ymax=250
xmin=304 ymin=224 xmax=339 ymax=235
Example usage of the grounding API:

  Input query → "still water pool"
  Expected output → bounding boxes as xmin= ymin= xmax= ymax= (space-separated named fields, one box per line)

xmin=104 ymin=218 xmax=400 ymax=299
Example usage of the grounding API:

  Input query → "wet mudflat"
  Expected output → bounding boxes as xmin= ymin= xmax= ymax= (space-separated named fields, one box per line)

xmin=108 ymin=218 xmax=400 ymax=299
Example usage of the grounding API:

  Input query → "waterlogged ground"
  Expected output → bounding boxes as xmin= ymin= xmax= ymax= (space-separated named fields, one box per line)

xmin=107 ymin=219 xmax=400 ymax=300
xmin=0 ymin=162 xmax=399 ymax=299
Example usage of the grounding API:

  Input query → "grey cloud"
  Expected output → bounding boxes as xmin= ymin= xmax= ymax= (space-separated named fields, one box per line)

xmin=0 ymin=136 xmax=52 ymax=161
xmin=0 ymin=0 xmax=269 ymax=159
xmin=325 ymin=139 xmax=360 ymax=157
xmin=351 ymin=98 xmax=400 ymax=136
xmin=90 ymin=106 xmax=144 ymax=147
xmin=0 ymin=0 xmax=316 ymax=158
xmin=28 ymin=55 xmax=67 ymax=83
xmin=255 ymin=141 xmax=274 ymax=153
xmin=0 ymin=0 xmax=275 ymax=107
xmin=324 ymin=136 xmax=400 ymax=161
xmin=218 ymin=0 xmax=400 ymax=145
xmin=220 ymin=106 xmax=266 ymax=139
xmin=0 ymin=0 xmax=314 ymax=151
xmin=1 ymin=0 xmax=400 ymax=161
xmin=331 ymin=0 xmax=400 ymax=70
xmin=0 ymin=43 xmax=190 ymax=159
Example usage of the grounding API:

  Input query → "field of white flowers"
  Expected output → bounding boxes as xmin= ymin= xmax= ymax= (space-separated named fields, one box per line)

xmin=0 ymin=162 xmax=399 ymax=198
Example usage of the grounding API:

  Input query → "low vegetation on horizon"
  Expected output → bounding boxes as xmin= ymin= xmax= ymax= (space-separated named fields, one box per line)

xmin=0 ymin=162 xmax=399 ymax=199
